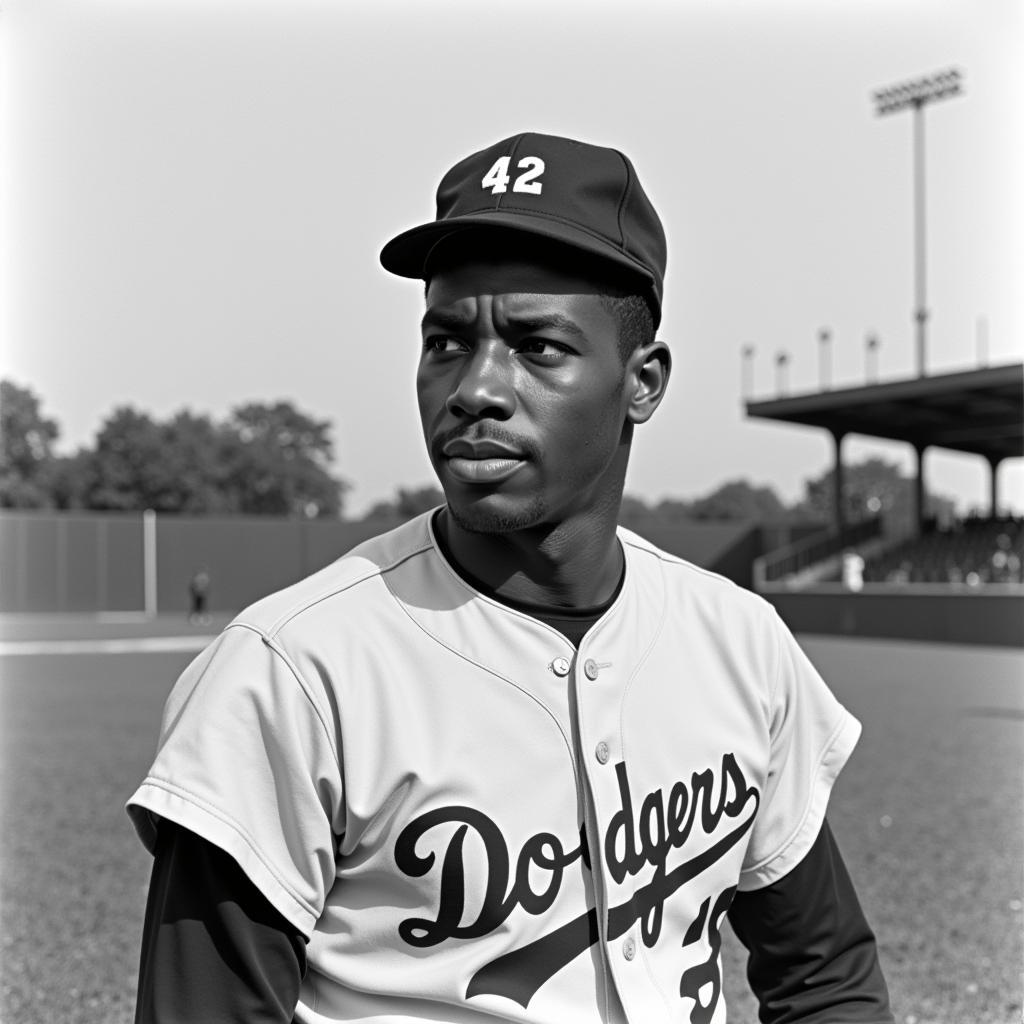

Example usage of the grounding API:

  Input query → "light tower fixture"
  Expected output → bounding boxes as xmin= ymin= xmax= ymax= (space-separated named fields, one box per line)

xmin=872 ymin=67 xmax=963 ymax=377
xmin=873 ymin=69 xmax=962 ymax=115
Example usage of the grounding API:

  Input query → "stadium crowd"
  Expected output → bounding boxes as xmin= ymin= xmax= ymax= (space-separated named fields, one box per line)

xmin=860 ymin=516 xmax=1023 ymax=585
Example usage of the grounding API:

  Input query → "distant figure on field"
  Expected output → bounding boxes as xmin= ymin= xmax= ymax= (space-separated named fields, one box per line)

xmin=187 ymin=568 xmax=211 ymax=625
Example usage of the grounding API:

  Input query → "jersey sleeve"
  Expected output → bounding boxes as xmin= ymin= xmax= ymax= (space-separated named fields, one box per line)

xmin=738 ymin=614 xmax=862 ymax=891
xmin=126 ymin=623 xmax=344 ymax=937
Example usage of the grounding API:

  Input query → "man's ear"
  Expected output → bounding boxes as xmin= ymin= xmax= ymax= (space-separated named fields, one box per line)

xmin=626 ymin=340 xmax=671 ymax=424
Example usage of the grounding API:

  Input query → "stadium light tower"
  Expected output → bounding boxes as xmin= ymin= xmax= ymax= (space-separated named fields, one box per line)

xmin=873 ymin=68 xmax=962 ymax=377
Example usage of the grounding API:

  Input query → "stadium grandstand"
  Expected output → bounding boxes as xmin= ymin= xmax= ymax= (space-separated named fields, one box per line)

xmin=746 ymin=361 xmax=1024 ymax=646
xmin=860 ymin=514 xmax=1022 ymax=586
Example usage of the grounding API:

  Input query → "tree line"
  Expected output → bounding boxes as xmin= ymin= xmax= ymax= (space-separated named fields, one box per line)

xmin=0 ymin=379 xmax=345 ymax=518
xmin=0 ymin=378 xmax=951 ymax=528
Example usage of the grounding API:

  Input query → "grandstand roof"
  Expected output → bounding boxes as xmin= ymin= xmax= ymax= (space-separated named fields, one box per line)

xmin=745 ymin=363 xmax=1023 ymax=462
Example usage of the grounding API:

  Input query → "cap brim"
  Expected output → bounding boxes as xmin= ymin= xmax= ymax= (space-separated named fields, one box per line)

xmin=380 ymin=210 xmax=657 ymax=295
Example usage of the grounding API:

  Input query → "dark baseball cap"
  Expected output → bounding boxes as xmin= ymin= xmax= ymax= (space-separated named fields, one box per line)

xmin=379 ymin=132 xmax=667 ymax=326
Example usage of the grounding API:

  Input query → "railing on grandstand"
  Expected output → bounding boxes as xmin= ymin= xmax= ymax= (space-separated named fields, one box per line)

xmin=754 ymin=516 xmax=883 ymax=588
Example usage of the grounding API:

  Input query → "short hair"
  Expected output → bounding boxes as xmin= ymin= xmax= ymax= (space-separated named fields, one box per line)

xmin=599 ymin=293 xmax=656 ymax=363
xmin=423 ymin=229 xmax=657 ymax=364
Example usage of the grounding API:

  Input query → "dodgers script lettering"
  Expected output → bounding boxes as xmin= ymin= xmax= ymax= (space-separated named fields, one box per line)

xmin=394 ymin=753 xmax=760 ymax=1009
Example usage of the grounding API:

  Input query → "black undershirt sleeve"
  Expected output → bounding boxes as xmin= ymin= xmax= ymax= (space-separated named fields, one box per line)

xmin=727 ymin=819 xmax=894 ymax=1024
xmin=135 ymin=821 xmax=306 ymax=1024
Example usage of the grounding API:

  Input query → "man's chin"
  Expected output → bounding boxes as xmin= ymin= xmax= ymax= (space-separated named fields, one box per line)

xmin=444 ymin=493 xmax=547 ymax=535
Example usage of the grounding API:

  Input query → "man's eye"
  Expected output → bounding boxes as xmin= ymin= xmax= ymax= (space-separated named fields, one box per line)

xmin=423 ymin=336 xmax=465 ymax=354
xmin=519 ymin=339 xmax=566 ymax=359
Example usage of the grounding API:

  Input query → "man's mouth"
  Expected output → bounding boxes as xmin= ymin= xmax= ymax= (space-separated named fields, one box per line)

xmin=440 ymin=438 xmax=528 ymax=485
xmin=444 ymin=455 xmax=526 ymax=484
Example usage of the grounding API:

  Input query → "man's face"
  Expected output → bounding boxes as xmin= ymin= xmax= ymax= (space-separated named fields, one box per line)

xmin=417 ymin=256 xmax=638 ymax=534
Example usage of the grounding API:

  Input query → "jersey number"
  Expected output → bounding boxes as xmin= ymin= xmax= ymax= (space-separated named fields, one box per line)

xmin=481 ymin=156 xmax=545 ymax=195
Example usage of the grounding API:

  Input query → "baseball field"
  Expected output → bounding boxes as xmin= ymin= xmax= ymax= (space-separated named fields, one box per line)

xmin=1 ymin=617 xmax=1021 ymax=1024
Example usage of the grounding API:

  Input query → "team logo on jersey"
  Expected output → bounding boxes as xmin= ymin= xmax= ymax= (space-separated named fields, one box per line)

xmin=394 ymin=753 xmax=759 ymax=1019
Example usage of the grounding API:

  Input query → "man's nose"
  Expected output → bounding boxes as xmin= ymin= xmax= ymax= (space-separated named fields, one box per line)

xmin=445 ymin=347 xmax=515 ymax=420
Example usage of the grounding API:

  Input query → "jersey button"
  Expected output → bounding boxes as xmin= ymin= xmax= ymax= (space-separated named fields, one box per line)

xmin=595 ymin=741 xmax=610 ymax=764
xmin=623 ymin=936 xmax=637 ymax=961
xmin=551 ymin=657 xmax=571 ymax=677
xmin=583 ymin=658 xmax=600 ymax=680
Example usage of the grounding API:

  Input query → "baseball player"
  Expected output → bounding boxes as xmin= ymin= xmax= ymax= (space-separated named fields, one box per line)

xmin=127 ymin=132 xmax=893 ymax=1024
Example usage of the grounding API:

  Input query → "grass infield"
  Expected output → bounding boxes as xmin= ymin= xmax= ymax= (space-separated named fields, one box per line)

xmin=1 ymin=620 xmax=1021 ymax=1024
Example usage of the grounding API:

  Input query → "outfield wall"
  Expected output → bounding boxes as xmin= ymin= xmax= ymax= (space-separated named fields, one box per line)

xmin=0 ymin=511 xmax=385 ymax=614
xmin=4 ymin=511 xmax=1019 ymax=645
xmin=1 ymin=510 xmax=763 ymax=614
xmin=1 ymin=512 xmax=146 ymax=612
xmin=764 ymin=586 xmax=1024 ymax=648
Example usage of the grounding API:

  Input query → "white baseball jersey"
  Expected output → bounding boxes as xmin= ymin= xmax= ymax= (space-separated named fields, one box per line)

xmin=127 ymin=510 xmax=861 ymax=1024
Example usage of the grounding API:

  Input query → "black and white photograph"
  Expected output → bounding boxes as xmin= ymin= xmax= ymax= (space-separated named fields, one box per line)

xmin=1 ymin=2 xmax=1021 ymax=1023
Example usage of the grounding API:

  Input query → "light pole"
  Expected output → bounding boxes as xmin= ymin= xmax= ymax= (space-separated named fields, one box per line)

xmin=775 ymin=350 xmax=790 ymax=395
xmin=818 ymin=328 xmax=832 ymax=390
xmin=741 ymin=345 xmax=755 ymax=399
xmin=873 ymin=68 xmax=962 ymax=377
xmin=865 ymin=332 xmax=880 ymax=383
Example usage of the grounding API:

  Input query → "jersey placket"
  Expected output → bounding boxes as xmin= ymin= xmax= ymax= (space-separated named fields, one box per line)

xmin=564 ymin=648 xmax=619 ymax=1024
xmin=573 ymin=637 xmax=672 ymax=1024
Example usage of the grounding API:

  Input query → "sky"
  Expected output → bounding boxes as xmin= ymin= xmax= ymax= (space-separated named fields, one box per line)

xmin=2 ymin=0 xmax=1021 ymax=517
